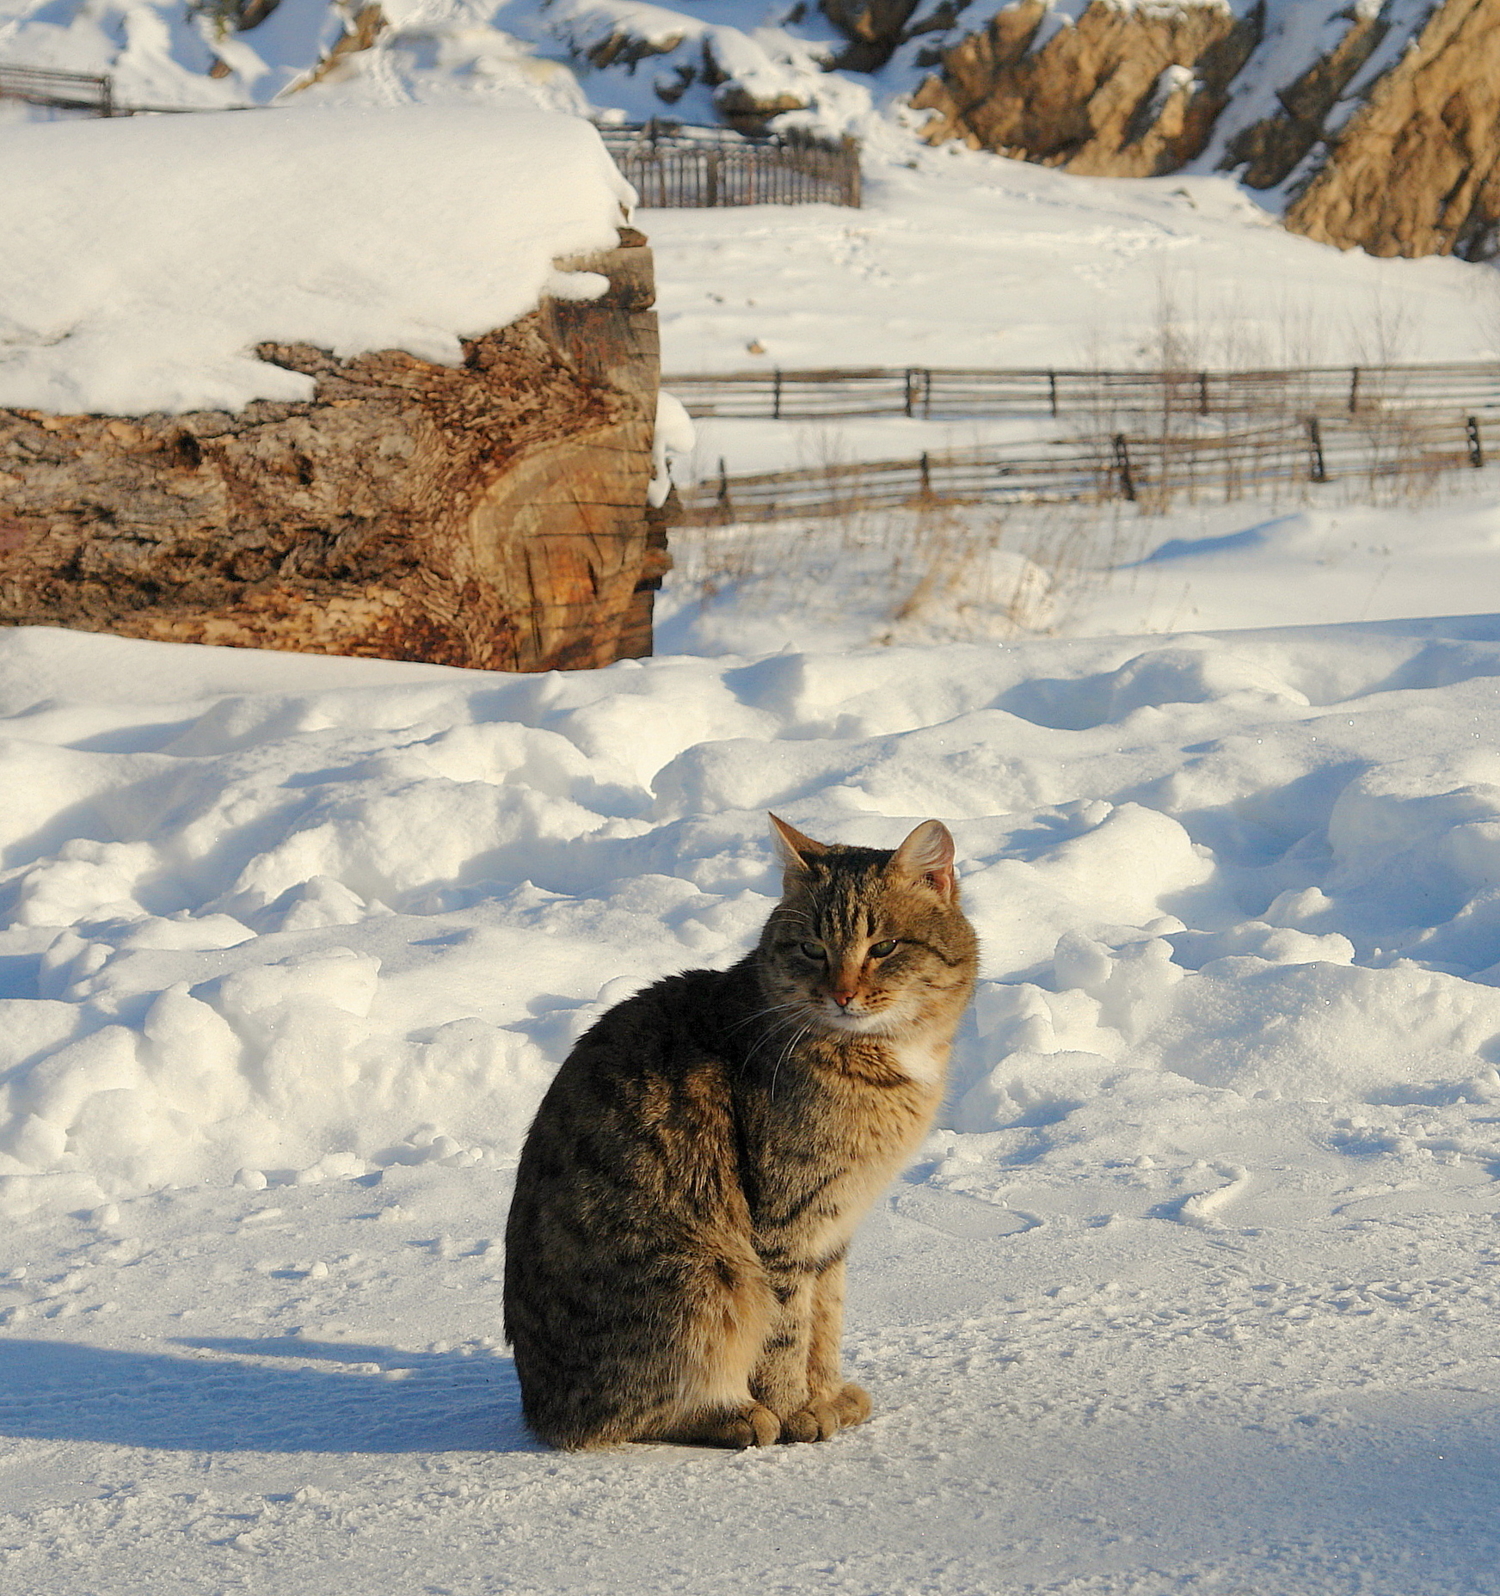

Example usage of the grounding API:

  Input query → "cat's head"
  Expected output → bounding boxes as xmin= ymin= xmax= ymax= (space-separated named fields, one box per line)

xmin=758 ymin=814 xmax=979 ymax=1039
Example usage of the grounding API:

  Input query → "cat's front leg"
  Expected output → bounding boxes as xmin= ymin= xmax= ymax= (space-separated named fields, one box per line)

xmin=749 ymin=1270 xmax=813 ymax=1427
xmin=782 ymin=1252 xmax=871 ymax=1442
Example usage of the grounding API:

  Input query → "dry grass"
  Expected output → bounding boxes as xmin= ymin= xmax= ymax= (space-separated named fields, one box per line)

xmin=668 ymin=465 xmax=1167 ymax=645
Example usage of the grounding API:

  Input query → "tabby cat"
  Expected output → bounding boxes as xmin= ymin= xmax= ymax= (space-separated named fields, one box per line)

xmin=502 ymin=813 xmax=979 ymax=1449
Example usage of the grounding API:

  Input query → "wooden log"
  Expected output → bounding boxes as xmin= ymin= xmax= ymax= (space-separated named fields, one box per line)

xmin=0 ymin=228 xmax=670 ymax=673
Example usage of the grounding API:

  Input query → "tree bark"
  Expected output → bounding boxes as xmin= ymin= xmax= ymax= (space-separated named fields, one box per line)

xmin=0 ymin=228 xmax=669 ymax=672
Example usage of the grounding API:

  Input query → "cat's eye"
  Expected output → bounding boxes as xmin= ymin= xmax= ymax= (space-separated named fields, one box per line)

xmin=800 ymin=941 xmax=828 ymax=962
xmin=869 ymin=939 xmax=899 ymax=959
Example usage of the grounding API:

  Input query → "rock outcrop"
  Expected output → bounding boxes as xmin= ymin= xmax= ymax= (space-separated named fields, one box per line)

xmin=0 ymin=232 xmax=670 ymax=672
xmin=911 ymin=0 xmax=1500 ymax=260
xmin=910 ymin=0 xmax=1262 ymax=178
xmin=1283 ymin=0 xmax=1500 ymax=259
xmin=821 ymin=0 xmax=927 ymax=72
xmin=291 ymin=3 xmax=388 ymax=92
xmin=1218 ymin=4 xmax=1388 ymax=191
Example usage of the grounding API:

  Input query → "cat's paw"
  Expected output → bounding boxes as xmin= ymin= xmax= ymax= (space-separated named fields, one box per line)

xmin=831 ymin=1381 xmax=872 ymax=1428
xmin=780 ymin=1403 xmax=836 ymax=1443
xmin=644 ymin=1401 xmax=780 ymax=1448
xmin=721 ymin=1402 xmax=781 ymax=1449
xmin=781 ymin=1384 xmax=871 ymax=1443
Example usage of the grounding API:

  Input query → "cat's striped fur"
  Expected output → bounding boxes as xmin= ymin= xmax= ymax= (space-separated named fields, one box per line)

xmin=502 ymin=814 xmax=979 ymax=1449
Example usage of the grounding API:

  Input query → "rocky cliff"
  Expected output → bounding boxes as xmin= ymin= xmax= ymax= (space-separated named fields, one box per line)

xmin=910 ymin=0 xmax=1262 ymax=179
xmin=910 ymin=0 xmax=1500 ymax=260
xmin=1282 ymin=0 xmax=1500 ymax=258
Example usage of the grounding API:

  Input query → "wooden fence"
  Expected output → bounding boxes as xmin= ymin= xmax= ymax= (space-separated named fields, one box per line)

xmin=598 ymin=123 xmax=861 ymax=209
xmin=678 ymin=410 xmax=1494 ymax=524
xmin=666 ymin=362 xmax=1500 ymax=421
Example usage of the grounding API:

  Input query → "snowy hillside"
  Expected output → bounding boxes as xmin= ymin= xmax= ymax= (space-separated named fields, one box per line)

xmin=0 ymin=0 xmax=865 ymax=122
xmin=643 ymin=144 xmax=1492 ymax=378
xmin=0 ymin=0 xmax=1438 ymax=156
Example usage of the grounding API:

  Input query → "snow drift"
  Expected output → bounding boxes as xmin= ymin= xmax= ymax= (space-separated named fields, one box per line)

xmin=4 ymin=617 xmax=1500 ymax=1240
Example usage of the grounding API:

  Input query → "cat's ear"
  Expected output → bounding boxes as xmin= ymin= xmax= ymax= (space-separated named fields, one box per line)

xmin=891 ymin=819 xmax=958 ymax=900
xmin=769 ymin=813 xmax=826 ymax=876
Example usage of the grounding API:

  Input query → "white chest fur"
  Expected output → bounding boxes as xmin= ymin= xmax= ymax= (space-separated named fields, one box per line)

xmin=884 ymin=1033 xmax=949 ymax=1088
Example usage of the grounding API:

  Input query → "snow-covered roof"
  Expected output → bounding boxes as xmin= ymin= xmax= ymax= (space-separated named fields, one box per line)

xmin=0 ymin=103 xmax=634 ymax=415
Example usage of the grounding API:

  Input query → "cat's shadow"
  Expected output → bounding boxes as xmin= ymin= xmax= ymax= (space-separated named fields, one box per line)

xmin=0 ymin=1334 xmax=540 ymax=1454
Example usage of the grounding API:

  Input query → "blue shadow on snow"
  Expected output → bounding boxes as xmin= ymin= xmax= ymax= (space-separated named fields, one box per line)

xmin=0 ymin=1334 xmax=539 ymax=1453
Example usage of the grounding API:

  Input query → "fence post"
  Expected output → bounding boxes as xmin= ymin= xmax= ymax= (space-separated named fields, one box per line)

xmin=1113 ymin=434 xmax=1136 ymax=502
xmin=772 ymin=370 xmax=782 ymax=421
xmin=717 ymin=457 xmax=731 ymax=519
xmin=1198 ymin=371 xmax=1209 ymax=416
xmin=923 ymin=369 xmax=933 ymax=420
xmin=842 ymin=136 xmax=861 ymax=208
xmin=904 ymin=368 xmax=916 ymax=418
xmin=1307 ymin=417 xmax=1328 ymax=483
xmin=705 ymin=152 xmax=720 ymax=208
xmin=1348 ymin=367 xmax=1361 ymax=414
xmin=100 ymin=73 xmax=114 ymax=118
xmin=919 ymin=452 xmax=931 ymax=499
xmin=1048 ymin=370 xmax=1058 ymax=418
xmin=1469 ymin=415 xmax=1485 ymax=468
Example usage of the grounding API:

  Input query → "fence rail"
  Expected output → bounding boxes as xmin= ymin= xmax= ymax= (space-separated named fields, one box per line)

xmin=0 ymin=63 xmax=114 ymax=114
xmin=666 ymin=362 xmax=1500 ymax=421
xmin=678 ymin=411 xmax=1494 ymax=524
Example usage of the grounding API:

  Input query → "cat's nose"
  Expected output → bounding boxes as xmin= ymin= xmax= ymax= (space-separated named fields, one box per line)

xmin=831 ymin=989 xmax=854 ymax=1007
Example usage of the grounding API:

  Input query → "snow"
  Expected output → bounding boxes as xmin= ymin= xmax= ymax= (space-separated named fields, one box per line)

xmin=657 ymin=490 xmax=1500 ymax=656
xmin=0 ymin=104 xmax=633 ymax=414
xmin=650 ymin=388 xmax=697 ymax=505
xmin=0 ymin=0 xmax=1449 ymax=180
xmin=647 ymin=148 xmax=1491 ymax=381
xmin=6 ymin=7 xmax=1500 ymax=1591
xmin=3 ymin=604 xmax=1500 ymax=1589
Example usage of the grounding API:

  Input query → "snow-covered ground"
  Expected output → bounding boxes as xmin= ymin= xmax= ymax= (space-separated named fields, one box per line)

xmin=6 ymin=15 xmax=1500 ymax=1588
xmin=637 ymin=142 xmax=1500 ymax=662
xmin=7 ymin=609 xmax=1500 ymax=1594
xmin=648 ymin=152 xmax=1493 ymax=382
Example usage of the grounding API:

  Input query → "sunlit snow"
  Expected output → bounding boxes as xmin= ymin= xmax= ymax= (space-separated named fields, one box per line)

xmin=0 ymin=104 xmax=631 ymax=414
xmin=3 ymin=10 xmax=1500 ymax=1590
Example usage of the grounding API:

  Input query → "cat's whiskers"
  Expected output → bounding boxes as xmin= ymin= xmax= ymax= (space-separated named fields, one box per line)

xmin=731 ymin=992 xmax=826 ymax=1100
xmin=729 ymin=998 xmax=806 ymax=1051
xmin=768 ymin=1019 xmax=816 ymax=1103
